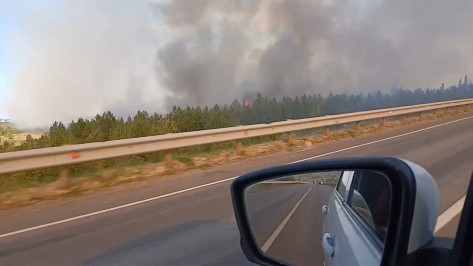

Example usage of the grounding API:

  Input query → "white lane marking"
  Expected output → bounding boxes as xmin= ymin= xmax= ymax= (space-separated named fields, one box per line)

xmin=1 ymin=115 xmax=472 ymax=239
xmin=288 ymin=115 xmax=473 ymax=164
xmin=0 ymin=176 xmax=239 ymax=239
xmin=435 ymin=195 xmax=466 ymax=233
xmin=261 ymin=187 xmax=313 ymax=252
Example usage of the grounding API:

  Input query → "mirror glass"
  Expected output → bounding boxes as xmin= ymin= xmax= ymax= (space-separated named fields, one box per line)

xmin=244 ymin=169 xmax=392 ymax=266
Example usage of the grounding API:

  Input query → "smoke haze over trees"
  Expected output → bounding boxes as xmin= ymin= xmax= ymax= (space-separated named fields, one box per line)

xmin=1 ymin=82 xmax=471 ymax=185
xmin=1 ymin=81 xmax=472 ymax=153
xmin=2 ymin=0 xmax=473 ymax=127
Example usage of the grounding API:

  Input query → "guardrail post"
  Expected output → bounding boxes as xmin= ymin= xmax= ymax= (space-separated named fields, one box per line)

xmin=236 ymin=141 xmax=243 ymax=156
xmin=381 ymin=117 xmax=387 ymax=126
xmin=433 ymin=109 xmax=438 ymax=115
xmin=355 ymin=121 xmax=360 ymax=130
xmin=402 ymin=114 xmax=406 ymax=122
xmin=324 ymin=127 xmax=330 ymax=137
xmin=419 ymin=112 xmax=423 ymax=118
xmin=164 ymin=152 xmax=173 ymax=172
xmin=287 ymin=133 xmax=294 ymax=145
xmin=57 ymin=168 xmax=70 ymax=189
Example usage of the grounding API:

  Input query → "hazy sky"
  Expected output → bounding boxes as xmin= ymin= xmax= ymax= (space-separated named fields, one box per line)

xmin=0 ymin=0 xmax=168 ymax=125
xmin=1 ymin=0 xmax=473 ymax=127
xmin=0 ymin=9 xmax=14 ymax=119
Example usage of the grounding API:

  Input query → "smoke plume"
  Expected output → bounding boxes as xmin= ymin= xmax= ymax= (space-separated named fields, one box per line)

xmin=3 ymin=0 xmax=473 ymax=127
xmin=154 ymin=0 xmax=473 ymax=104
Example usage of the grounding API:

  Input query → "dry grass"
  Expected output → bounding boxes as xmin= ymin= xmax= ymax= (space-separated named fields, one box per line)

xmin=0 ymin=132 xmax=43 ymax=146
xmin=0 ymin=109 xmax=471 ymax=209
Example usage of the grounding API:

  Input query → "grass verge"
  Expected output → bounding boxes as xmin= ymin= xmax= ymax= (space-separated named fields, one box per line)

xmin=0 ymin=109 xmax=471 ymax=209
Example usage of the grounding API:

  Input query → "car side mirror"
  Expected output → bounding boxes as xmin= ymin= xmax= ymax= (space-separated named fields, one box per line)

xmin=231 ymin=157 xmax=439 ymax=266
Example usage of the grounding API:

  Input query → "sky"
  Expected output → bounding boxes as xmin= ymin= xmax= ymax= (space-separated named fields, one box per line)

xmin=0 ymin=0 xmax=168 ymax=125
xmin=1 ymin=0 xmax=473 ymax=128
xmin=0 ymin=73 xmax=7 ymax=118
xmin=0 ymin=11 xmax=14 ymax=119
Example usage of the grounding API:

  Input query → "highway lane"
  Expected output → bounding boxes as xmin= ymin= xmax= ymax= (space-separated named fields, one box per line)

xmin=0 ymin=113 xmax=471 ymax=265
xmin=245 ymin=183 xmax=312 ymax=248
xmin=245 ymin=183 xmax=333 ymax=266
xmin=266 ymin=185 xmax=334 ymax=266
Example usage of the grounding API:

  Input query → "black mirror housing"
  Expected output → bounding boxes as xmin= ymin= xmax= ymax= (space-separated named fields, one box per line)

xmin=231 ymin=157 xmax=420 ymax=266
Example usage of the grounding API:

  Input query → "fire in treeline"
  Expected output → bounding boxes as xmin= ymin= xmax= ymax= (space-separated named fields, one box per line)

xmin=243 ymin=92 xmax=256 ymax=107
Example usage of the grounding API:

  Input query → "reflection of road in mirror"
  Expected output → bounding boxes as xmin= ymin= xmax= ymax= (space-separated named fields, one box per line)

xmin=245 ymin=181 xmax=335 ymax=266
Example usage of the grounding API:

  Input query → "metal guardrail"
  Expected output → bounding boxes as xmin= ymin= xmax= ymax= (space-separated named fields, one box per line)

xmin=1 ymin=99 xmax=472 ymax=175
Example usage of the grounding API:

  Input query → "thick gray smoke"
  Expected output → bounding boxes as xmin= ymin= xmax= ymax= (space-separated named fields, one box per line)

xmin=3 ymin=0 xmax=473 ymax=127
xmin=154 ymin=0 xmax=473 ymax=106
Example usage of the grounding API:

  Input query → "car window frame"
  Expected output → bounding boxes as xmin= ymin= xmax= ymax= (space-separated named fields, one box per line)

xmin=347 ymin=171 xmax=377 ymax=227
xmin=345 ymin=170 xmax=388 ymax=250
xmin=335 ymin=170 xmax=354 ymax=201
xmin=346 ymin=195 xmax=385 ymax=250
xmin=349 ymin=188 xmax=376 ymax=228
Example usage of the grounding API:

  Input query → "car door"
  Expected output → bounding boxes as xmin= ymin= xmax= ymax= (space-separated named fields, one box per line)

xmin=322 ymin=170 xmax=388 ymax=266
xmin=322 ymin=170 xmax=355 ymax=266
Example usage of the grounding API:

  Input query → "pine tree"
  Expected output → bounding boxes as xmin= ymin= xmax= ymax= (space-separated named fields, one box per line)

xmin=49 ymin=121 xmax=67 ymax=146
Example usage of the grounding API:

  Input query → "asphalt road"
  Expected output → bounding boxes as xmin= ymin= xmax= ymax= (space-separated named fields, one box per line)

xmin=0 ymin=113 xmax=472 ymax=265
xmin=245 ymin=183 xmax=313 ymax=248
xmin=245 ymin=183 xmax=333 ymax=266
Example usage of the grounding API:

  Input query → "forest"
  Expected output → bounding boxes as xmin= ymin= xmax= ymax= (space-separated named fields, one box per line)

xmin=1 ymin=77 xmax=473 ymax=154
xmin=1 ymin=77 xmax=472 ymax=187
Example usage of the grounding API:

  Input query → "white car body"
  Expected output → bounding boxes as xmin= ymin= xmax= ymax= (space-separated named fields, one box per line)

xmin=322 ymin=161 xmax=439 ymax=266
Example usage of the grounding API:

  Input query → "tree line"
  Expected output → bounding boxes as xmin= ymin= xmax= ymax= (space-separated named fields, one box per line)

xmin=1 ymin=77 xmax=473 ymax=153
